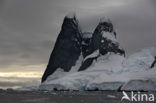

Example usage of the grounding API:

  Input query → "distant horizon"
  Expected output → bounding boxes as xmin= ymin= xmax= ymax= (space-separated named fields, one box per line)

xmin=0 ymin=0 xmax=156 ymax=89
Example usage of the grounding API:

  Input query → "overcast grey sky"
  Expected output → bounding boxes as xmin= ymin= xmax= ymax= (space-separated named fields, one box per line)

xmin=0 ymin=0 xmax=156 ymax=75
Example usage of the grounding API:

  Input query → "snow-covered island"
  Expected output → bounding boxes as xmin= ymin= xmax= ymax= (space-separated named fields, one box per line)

xmin=39 ymin=13 xmax=156 ymax=91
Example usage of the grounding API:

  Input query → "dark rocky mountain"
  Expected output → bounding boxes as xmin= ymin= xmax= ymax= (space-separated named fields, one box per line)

xmin=42 ymin=15 xmax=125 ymax=82
xmin=42 ymin=14 xmax=82 ymax=82
xmin=78 ymin=18 xmax=125 ymax=71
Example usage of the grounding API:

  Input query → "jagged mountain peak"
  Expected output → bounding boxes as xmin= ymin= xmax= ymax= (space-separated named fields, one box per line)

xmin=65 ymin=12 xmax=76 ymax=19
xmin=95 ymin=17 xmax=114 ymax=33
xmin=63 ymin=12 xmax=79 ymax=27
xmin=39 ymin=13 xmax=156 ymax=91
xmin=41 ymin=13 xmax=82 ymax=82
xmin=100 ymin=16 xmax=112 ymax=23
xmin=78 ymin=16 xmax=125 ymax=71
xmin=42 ymin=13 xmax=125 ymax=82
xmin=90 ymin=17 xmax=124 ymax=56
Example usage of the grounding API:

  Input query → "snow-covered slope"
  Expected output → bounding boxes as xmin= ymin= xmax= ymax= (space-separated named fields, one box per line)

xmin=40 ymin=53 xmax=125 ymax=90
xmin=40 ymin=13 xmax=156 ymax=91
xmin=122 ymin=47 xmax=156 ymax=72
xmin=120 ymin=48 xmax=156 ymax=91
xmin=40 ymin=47 xmax=156 ymax=91
xmin=121 ymin=66 xmax=156 ymax=91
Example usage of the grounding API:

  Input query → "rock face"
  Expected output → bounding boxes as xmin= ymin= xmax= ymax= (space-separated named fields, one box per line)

xmin=42 ymin=14 xmax=82 ymax=82
xmin=42 ymin=14 xmax=125 ymax=82
xmin=81 ymin=32 xmax=92 ymax=57
xmin=78 ymin=17 xmax=125 ymax=71
xmin=150 ymin=56 xmax=156 ymax=68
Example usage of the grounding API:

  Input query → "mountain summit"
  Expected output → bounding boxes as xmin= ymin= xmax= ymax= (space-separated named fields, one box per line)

xmin=79 ymin=16 xmax=125 ymax=71
xmin=40 ymin=14 xmax=156 ymax=91
xmin=41 ymin=14 xmax=125 ymax=82
xmin=42 ymin=13 xmax=82 ymax=82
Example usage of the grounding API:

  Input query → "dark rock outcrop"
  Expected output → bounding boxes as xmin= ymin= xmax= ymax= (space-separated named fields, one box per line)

xmin=150 ymin=56 xmax=156 ymax=68
xmin=81 ymin=32 xmax=92 ymax=57
xmin=42 ymin=15 xmax=125 ymax=82
xmin=78 ymin=17 xmax=125 ymax=71
xmin=42 ymin=14 xmax=82 ymax=82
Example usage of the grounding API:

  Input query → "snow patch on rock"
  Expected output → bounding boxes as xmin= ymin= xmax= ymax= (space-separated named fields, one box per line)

xmin=45 ymin=68 xmax=67 ymax=82
xmin=70 ymin=53 xmax=84 ymax=72
xmin=84 ymin=50 xmax=99 ymax=61
xmin=65 ymin=12 xmax=76 ymax=19
xmin=100 ymin=16 xmax=112 ymax=23
xmin=82 ymin=32 xmax=92 ymax=39
xmin=86 ymin=53 xmax=125 ymax=73
xmin=102 ymin=31 xmax=117 ymax=43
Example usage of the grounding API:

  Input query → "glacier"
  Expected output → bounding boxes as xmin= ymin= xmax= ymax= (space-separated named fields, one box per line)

xmin=40 ymin=47 xmax=156 ymax=91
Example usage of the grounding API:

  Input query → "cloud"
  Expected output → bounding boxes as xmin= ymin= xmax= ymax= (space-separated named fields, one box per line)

xmin=0 ymin=0 xmax=156 ymax=69
xmin=0 ymin=77 xmax=40 ymax=88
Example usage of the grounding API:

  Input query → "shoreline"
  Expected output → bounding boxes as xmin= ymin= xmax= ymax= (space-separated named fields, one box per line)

xmin=0 ymin=89 xmax=155 ymax=103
